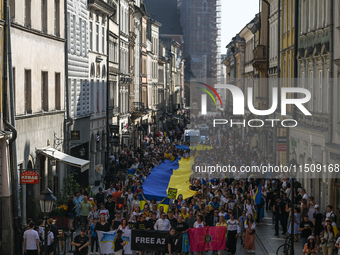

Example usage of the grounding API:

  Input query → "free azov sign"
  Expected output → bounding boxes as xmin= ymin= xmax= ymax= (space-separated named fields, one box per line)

xmin=20 ymin=171 xmax=39 ymax=184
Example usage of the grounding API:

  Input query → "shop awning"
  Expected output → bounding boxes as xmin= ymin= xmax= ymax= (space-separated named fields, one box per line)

xmin=37 ymin=147 xmax=90 ymax=172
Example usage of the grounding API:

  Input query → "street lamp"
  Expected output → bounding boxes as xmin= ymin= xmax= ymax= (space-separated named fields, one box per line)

xmin=39 ymin=188 xmax=56 ymax=255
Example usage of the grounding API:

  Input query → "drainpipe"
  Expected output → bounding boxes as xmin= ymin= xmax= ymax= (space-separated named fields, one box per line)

xmin=262 ymin=0 xmax=270 ymax=153
xmin=329 ymin=0 xmax=334 ymax=143
xmin=5 ymin=5 xmax=22 ymax=255
xmin=106 ymin=11 xmax=115 ymax=168
xmin=290 ymin=1 xmax=300 ymax=253
xmin=64 ymin=0 xmax=72 ymax=157
xmin=274 ymin=0 xmax=281 ymax=165
xmin=118 ymin=0 xmax=121 ymax=152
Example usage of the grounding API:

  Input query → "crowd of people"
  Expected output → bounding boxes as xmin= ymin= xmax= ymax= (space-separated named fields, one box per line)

xmin=22 ymin=113 xmax=340 ymax=255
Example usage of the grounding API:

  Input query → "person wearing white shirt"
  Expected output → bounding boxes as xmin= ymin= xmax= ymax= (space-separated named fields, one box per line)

xmin=154 ymin=213 xmax=171 ymax=231
xmin=42 ymin=225 xmax=54 ymax=254
xmin=302 ymin=189 xmax=309 ymax=201
xmin=325 ymin=205 xmax=335 ymax=226
xmin=107 ymin=183 xmax=116 ymax=194
xmin=227 ymin=212 xmax=241 ymax=255
xmin=23 ymin=222 xmax=40 ymax=254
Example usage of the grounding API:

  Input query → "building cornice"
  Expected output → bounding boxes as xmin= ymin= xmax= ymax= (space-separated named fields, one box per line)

xmin=11 ymin=23 xmax=66 ymax=43
xmin=16 ymin=110 xmax=65 ymax=120
xmin=88 ymin=0 xmax=116 ymax=16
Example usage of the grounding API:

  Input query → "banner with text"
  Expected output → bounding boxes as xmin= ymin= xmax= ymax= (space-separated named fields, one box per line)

xmin=131 ymin=229 xmax=182 ymax=253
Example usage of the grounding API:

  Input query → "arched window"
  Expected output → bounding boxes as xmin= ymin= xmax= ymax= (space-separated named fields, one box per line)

xmin=202 ymin=1 xmax=207 ymax=12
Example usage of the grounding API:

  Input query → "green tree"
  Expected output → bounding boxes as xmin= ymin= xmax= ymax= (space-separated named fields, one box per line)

xmin=56 ymin=173 xmax=80 ymax=206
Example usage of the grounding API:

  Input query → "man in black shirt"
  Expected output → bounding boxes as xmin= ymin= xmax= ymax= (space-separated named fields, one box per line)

xmin=168 ymin=211 xmax=178 ymax=228
xmin=95 ymin=187 xmax=105 ymax=206
xmin=136 ymin=215 xmax=147 ymax=230
xmin=313 ymin=204 xmax=323 ymax=248
xmin=147 ymin=212 xmax=158 ymax=230
xmin=299 ymin=215 xmax=314 ymax=249
xmin=165 ymin=228 xmax=176 ymax=255
xmin=71 ymin=228 xmax=90 ymax=255
xmin=105 ymin=195 xmax=116 ymax=226
xmin=273 ymin=196 xmax=287 ymax=236
xmin=207 ymin=210 xmax=219 ymax=226
xmin=190 ymin=180 xmax=201 ymax=191
xmin=174 ymin=216 xmax=188 ymax=233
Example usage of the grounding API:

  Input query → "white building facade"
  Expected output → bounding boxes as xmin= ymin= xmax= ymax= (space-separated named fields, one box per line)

xmin=88 ymin=0 xmax=115 ymax=184
xmin=66 ymin=0 xmax=91 ymax=187
xmin=10 ymin=0 xmax=65 ymax=223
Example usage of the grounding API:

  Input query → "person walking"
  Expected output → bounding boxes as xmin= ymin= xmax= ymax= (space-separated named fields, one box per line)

xmin=243 ymin=213 xmax=255 ymax=253
xmin=194 ymin=215 xmax=206 ymax=255
xmin=79 ymin=196 xmax=92 ymax=230
xmin=66 ymin=195 xmax=77 ymax=231
xmin=239 ymin=210 xmax=247 ymax=247
xmin=273 ymin=196 xmax=287 ymax=236
xmin=184 ymin=210 xmax=196 ymax=229
xmin=154 ymin=212 xmax=171 ymax=231
xmin=303 ymin=236 xmax=318 ymax=255
xmin=89 ymin=217 xmax=99 ymax=254
xmin=113 ymin=230 xmax=126 ymax=255
xmin=74 ymin=191 xmax=83 ymax=227
xmin=313 ymin=204 xmax=323 ymax=250
xmin=320 ymin=224 xmax=335 ymax=255
xmin=71 ymin=228 xmax=90 ymax=255
xmin=216 ymin=216 xmax=227 ymax=255
xmin=42 ymin=224 xmax=54 ymax=255
xmin=23 ymin=222 xmax=40 ymax=255
xmin=307 ymin=196 xmax=316 ymax=222
xmin=227 ymin=212 xmax=240 ymax=255
xmin=165 ymin=228 xmax=176 ymax=255
xmin=299 ymin=215 xmax=314 ymax=249
xmin=95 ymin=215 xmax=111 ymax=233
xmin=287 ymin=207 xmax=300 ymax=241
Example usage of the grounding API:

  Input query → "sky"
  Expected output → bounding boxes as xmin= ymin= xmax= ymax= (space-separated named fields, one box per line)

xmin=221 ymin=0 xmax=260 ymax=55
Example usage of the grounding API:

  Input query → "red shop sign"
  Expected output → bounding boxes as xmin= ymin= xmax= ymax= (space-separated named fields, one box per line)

xmin=20 ymin=171 xmax=39 ymax=184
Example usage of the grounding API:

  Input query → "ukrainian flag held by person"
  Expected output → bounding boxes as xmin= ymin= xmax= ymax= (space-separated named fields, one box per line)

xmin=252 ymin=183 xmax=262 ymax=220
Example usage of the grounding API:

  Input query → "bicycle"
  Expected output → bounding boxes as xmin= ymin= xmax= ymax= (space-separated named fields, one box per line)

xmin=276 ymin=235 xmax=293 ymax=255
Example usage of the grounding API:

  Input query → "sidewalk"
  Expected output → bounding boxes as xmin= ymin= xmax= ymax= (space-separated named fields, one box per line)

xmin=255 ymin=211 xmax=302 ymax=255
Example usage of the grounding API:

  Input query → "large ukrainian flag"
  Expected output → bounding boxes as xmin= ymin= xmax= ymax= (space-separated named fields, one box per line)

xmin=140 ymin=144 xmax=212 ymax=212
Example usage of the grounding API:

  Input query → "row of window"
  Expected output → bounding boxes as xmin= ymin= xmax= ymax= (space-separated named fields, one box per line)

xmin=10 ymin=0 xmax=60 ymax=36
xmin=120 ymin=5 xmax=129 ymax=35
xmin=301 ymin=69 xmax=330 ymax=114
xmin=13 ymin=68 xmax=61 ymax=114
xmin=67 ymin=12 xmax=106 ymax=56
xmin=301 ymin=0 xmax=329 ymax=34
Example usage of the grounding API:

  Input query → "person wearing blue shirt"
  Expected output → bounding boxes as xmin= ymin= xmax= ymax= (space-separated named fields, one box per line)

xmin=73 ymin=191 xmax=83 ymax=226
xmin=89 ymin=218 xmax=98 ymax=253
xmin=209 ymin=197 xmax=220 ymax=211
xmin=239 ymin=211 xmax=247 ymax=246
xmin=224 ymin=209 xmax=236 ymax=221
